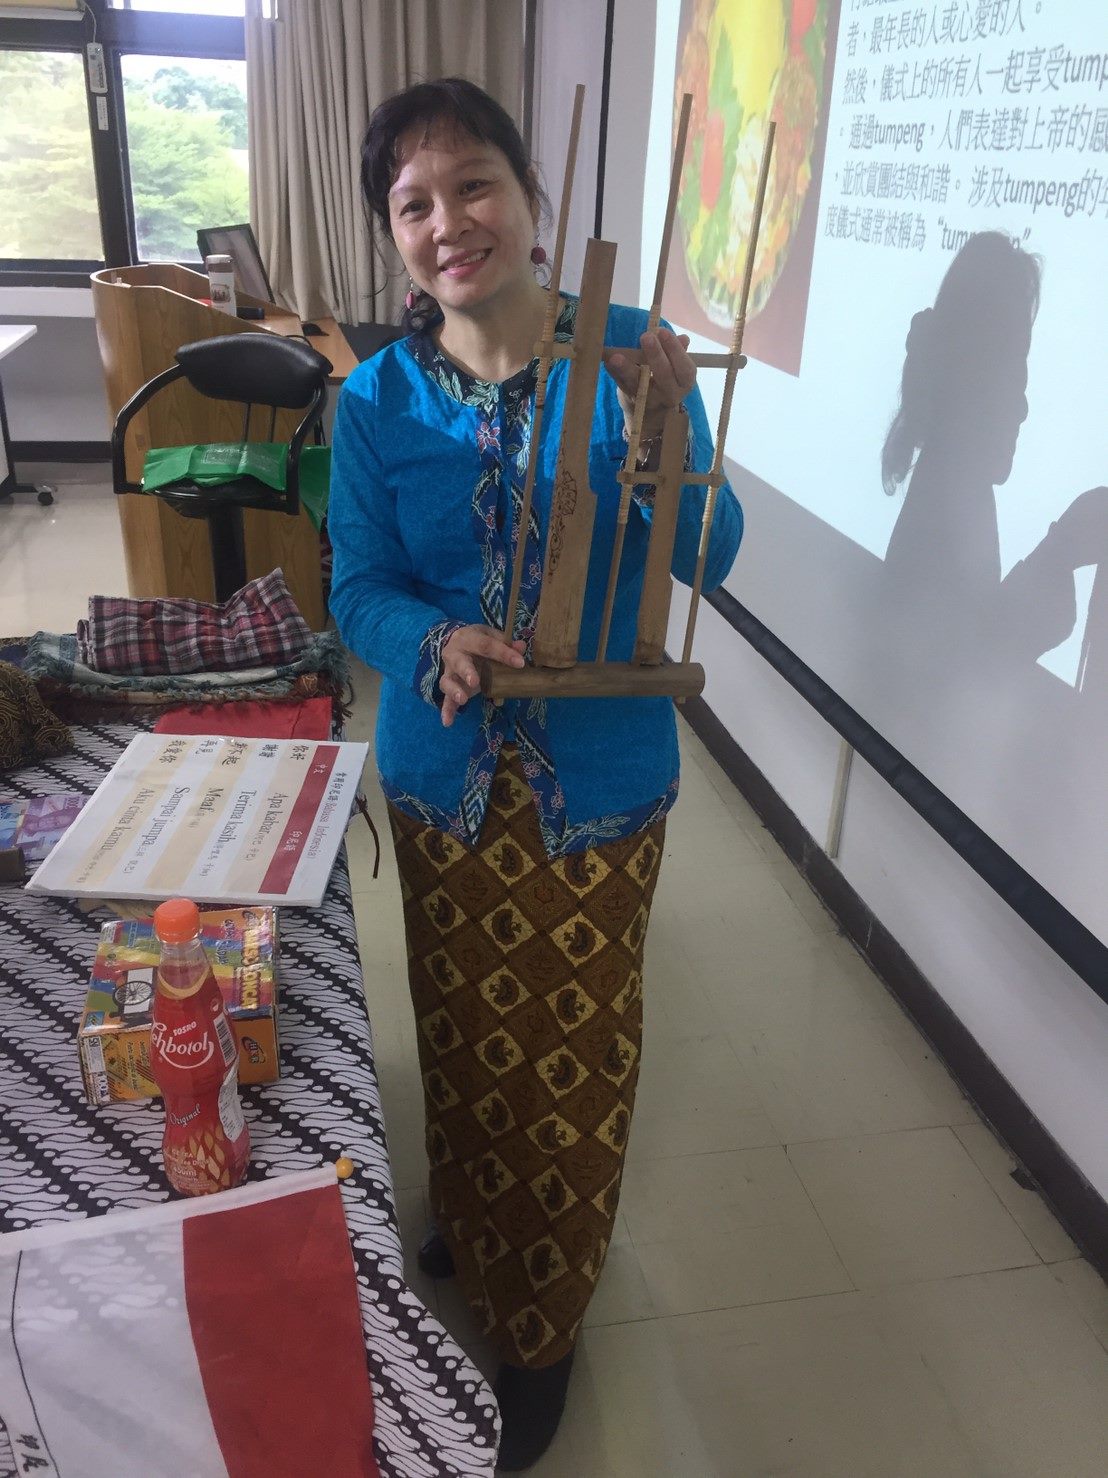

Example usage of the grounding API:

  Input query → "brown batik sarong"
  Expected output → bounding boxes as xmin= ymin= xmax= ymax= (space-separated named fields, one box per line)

xmin=388 ymin=744 xmax=665 ymax=1369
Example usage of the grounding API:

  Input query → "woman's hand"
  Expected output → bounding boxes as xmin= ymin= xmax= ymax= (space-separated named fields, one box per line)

xmin=1048 ymin=486 xmax=1108 ymax=571
xmin=440 ymin=625 xmax=526 ymax=728
xmin=602 ymin=327 xmax=697 ymax=441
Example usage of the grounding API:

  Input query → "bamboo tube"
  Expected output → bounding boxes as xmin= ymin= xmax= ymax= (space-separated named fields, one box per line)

xmin=680 ymin=122 xmax=775 ymax=670
xmin=596 ymin=92 xmax=693 ymax=663
xmin=502 ymin=84 xmax=586 ymax=645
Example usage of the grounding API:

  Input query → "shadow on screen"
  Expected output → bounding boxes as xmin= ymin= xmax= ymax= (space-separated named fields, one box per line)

xmin=718 ymin=231 xmax=1106 ymax=937
xmin=879 ymin=230 xmax=1107 ymax=716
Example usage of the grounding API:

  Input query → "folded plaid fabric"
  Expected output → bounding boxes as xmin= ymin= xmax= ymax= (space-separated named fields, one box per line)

xmin=76 ymin=570 xmax=312 ymax=676
xmin=27 ymin=628 xmax=347 ymax=696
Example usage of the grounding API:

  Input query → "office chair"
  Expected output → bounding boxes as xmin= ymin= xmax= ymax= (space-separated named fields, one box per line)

xmin=335 ymin=321 xmax=405 ymax=361
xmin=111 ymin=333 xmax=332 ymax=602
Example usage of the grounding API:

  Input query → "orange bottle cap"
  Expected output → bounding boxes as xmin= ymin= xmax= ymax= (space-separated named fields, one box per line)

xmin=154 ymin=898 xmax=201 ymax=943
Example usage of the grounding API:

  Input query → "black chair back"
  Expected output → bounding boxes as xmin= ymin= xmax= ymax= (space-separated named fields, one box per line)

xmin=176 ymin=333 xmax=332 ymax=406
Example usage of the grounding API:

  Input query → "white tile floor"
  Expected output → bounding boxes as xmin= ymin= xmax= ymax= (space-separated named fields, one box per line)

xmin=11 ymin=471 xmax=1108 ymax=1476
xmin=0 ymin=468 xmax=129 ymax=636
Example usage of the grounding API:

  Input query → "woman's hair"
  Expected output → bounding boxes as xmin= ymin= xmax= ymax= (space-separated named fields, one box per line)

xmin=881 ymin=231 xmax=1041 ymax=494
xmin=360 ymin=77 xmax=550 ymax=333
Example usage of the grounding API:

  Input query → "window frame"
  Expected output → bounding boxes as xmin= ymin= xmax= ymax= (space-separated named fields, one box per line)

xmin=0 ymin=0 xmax=246 ymax=286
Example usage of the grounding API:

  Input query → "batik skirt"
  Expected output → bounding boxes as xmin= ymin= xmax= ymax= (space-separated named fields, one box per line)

xmin=387 ymin=744 xmax=665 ymax=1369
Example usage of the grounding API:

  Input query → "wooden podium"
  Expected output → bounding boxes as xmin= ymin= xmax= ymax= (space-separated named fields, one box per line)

xmin=91 ymin=264 xmax=358 ymax=630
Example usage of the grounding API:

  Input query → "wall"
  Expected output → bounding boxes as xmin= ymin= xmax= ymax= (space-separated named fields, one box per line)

xmin=530 ymin=0 xmax=606 ymax=296
xmin=0 ymin=288 xmax=110 ymax=449
xmin=579 ymin=0 xmax=1108 ymax=1202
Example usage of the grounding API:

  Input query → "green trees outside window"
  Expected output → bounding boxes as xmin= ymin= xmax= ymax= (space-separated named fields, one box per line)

xmin=0 ymin=48 xmax=249 ymax=265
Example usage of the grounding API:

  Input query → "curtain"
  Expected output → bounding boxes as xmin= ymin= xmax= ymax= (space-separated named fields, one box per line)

xmin=246 ymin=0 xmax=525 ymax=325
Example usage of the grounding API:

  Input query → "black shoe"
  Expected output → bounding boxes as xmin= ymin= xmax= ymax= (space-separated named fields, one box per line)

xmin=494 ymin=1347 xmax=576 ymax=1472
xmin=416 ymin=1225 xmax=456 ymax=1280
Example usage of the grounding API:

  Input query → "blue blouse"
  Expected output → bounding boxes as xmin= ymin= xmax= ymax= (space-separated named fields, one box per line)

xmin=328 ymin=295 xmax=743 ymax=856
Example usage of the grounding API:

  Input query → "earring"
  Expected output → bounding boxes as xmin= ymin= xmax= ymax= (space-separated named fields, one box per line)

xmin=405 ymin=277 xmax=417 ymax=310
xmin=530 ymin=243 xmax=547 ymax=266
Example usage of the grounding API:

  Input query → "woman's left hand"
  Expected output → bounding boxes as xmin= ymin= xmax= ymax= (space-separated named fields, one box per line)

xmin=602 ymin=327 xmax=697 ymax=442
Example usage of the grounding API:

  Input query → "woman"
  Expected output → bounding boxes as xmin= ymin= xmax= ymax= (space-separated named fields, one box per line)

xmin=328 ymin=78 xmax=742 ymax=1470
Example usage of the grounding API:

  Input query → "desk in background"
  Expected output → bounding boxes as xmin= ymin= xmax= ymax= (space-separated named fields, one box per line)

xmin=0 ymin=719 xmax=499 ymax=1478
xmin=0 ymin=325 xmax=45 ymax=502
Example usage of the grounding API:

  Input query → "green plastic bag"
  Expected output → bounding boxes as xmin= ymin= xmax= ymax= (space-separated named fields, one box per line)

xmin=297 ymin=448 xmax=331 ymax=531
xmin=141 ymin=443 xmax=332 ymax=531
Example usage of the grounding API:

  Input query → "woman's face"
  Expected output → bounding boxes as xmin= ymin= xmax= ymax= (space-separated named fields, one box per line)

xmin=388 ymin=123 xmax=538 ymax=320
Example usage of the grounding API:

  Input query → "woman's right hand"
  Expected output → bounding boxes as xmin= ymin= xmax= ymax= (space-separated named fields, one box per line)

xmin=1049 ymin=486 xmax=1108 ymax=571
xmin=440 ymin=625 xmax=526 ymax=728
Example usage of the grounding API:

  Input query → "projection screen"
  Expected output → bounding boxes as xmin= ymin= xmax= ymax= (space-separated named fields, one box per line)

xmin=641 ymin=0 xmax=1108 ymax=945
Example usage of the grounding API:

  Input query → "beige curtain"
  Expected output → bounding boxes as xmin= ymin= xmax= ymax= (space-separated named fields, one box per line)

xmin=246 ymin=0 xmax=524 ymax=325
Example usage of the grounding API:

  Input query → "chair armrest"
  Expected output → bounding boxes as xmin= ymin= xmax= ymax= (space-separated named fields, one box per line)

xmin=283 ymin=381 xmax=328 ymax=516
xmin=111 ymin=362 xmax=186 ymax=495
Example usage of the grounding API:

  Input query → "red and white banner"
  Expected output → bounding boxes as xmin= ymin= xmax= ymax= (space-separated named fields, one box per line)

xmin=0 ymin=1170 xmax=380 ymax=1477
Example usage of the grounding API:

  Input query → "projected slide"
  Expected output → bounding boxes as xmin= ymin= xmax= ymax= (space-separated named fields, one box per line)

xmin=670 ymin=0 xmax=837 ymax=372
xmin=641 ymin=0 xmax=1108 ymax=942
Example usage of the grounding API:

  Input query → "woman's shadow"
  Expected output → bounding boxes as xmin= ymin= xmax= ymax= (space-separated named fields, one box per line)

xmin=879 ymin=230 xmax=1107 ymax=716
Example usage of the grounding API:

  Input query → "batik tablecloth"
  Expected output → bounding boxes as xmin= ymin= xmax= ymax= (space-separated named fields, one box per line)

xmin=0 ymin=721 xmax=498 ymax=1478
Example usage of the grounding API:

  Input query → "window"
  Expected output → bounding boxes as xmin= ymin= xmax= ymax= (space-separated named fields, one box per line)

xmin=0 ymin=2 xmax=248 ymax=282
xmin=119 ymin=53 xmax=248 ymax=262
xmin=109 ymin=2 xmax=247 ymax=13
xmin=0 ymin=48 xmax=102 ymax=263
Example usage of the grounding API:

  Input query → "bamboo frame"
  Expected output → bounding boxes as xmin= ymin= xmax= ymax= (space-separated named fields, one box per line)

xmin=595 ymin=92 xmax=693 ymax=663
xmin=680 ymin=123 xmax=776 ymax=669
xmin=481 ymin=90 xmax=774 ymax=703
xmin=501 ymin=83 xmax=585 ymax=647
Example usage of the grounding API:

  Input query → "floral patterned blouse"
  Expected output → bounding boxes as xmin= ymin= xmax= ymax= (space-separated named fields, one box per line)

xmin=327 ymin=294 xmax=744 ymax=857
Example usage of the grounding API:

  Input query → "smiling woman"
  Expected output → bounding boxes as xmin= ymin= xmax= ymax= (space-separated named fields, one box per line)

xmin=360 ymin=78 xmax=552 ymax=356
xmin=329 ymin=75 xmax=743 ymax=1474
xmin=386 ymin=134 xmax=542 ymax=366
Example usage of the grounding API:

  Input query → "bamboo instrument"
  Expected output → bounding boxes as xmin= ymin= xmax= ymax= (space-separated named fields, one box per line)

xmin=595 ymin=92 xmax=693 ymax=664
xmin=480 ymin=86 xmax=772 ymax=704
xmin=531 ymin=239 xmax=617 ymax=667
xmin=501 ymin=83 xmax=585 ymax=647
xmin=679 ymin=122 xmax=776 ymax=671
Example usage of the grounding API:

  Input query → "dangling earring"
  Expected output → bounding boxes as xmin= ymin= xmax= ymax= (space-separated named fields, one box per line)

xmin=530 ymin=243 xmax=547 ymax=266
xmin=405 ymin=276 xmax=417 ymax=310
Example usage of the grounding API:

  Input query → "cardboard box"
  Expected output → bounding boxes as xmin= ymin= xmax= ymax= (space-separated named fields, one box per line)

xmin=78 ymin=907 xmax=280 ymax=1105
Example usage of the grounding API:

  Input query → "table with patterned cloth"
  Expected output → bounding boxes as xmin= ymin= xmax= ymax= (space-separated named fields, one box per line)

xmin=0 ymin=721 xmax=499 ymax=1478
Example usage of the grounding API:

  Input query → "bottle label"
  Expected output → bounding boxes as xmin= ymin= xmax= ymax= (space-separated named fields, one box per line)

xmin=214 ymin=1007 xmax=237 ymax=1068
xmin=151 ymin=1017 xmax=216 ymax=1069
xmin=218 ymin=1066 xmax=245 ymax=1143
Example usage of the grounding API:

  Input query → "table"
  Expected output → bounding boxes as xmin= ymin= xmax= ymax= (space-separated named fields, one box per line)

xmin=0 ymin=325 xmax=49 ymax=505
xmin=0 ymin=721 xmax=499 ymax=1478
xmin=256 ymin=308 xmax=360 ymax=382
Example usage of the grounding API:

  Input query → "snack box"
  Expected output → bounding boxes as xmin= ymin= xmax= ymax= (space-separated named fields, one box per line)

xmin=0 ymin=795 xmax=86 ymax=868
xmin=78 ymin=906 xmax=280 ymax=1105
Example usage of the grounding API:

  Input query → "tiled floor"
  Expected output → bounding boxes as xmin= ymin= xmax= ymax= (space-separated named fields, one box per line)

xmin=13 ymin=470 xmax=1108 ymax=1476
xmin=0 ymin=468 xmax=129 ymax=636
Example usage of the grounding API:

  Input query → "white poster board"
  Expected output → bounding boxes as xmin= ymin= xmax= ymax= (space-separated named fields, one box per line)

xmin=27 ymin=734 xmax=369 ymax=908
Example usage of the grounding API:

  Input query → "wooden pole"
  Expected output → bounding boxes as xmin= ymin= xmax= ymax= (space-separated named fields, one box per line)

xmin=531 ymin=238 xmax=618 ymax=668
xmin=596 ymin=92 xmax=693 ymax=663
xmin=502 ymin=82 xmax=586 ymax=645
xmin=680 ymin=122 xmax=775 ymax=669
xmin=633 ymin=403 xmax=689 ymax=664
